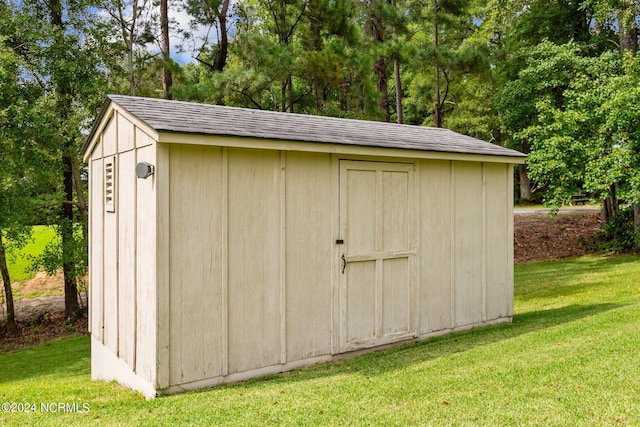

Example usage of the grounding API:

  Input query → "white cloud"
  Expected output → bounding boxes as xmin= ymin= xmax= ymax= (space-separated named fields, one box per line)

xmin=169 ymin=4 xmax=219 ymax=64
xmin=93 ymin=2 xmax=214 ymax=64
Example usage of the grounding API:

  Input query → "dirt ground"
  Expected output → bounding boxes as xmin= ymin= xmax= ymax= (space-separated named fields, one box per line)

xmin=0 ymin=272 xmax=88 ymax=352
xmin=514 ymin=210 xmax=603 ymax=263
xmin=0 ymin=210 xmax=607 ymax=351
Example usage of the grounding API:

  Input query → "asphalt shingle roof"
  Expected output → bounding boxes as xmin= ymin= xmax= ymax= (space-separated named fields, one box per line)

xmin=86 ymin=95 xmax=525 ymax=159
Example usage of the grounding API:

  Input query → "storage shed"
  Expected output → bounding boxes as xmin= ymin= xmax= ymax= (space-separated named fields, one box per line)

xmin=82 ymin=95 xmax=526 ymax=398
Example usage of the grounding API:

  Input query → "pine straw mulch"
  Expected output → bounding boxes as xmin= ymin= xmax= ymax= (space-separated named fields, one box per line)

xmin=514 ymin=211 xmax=605 ymax=263
xmin=0 ymin=211 xmax=617 ymax=352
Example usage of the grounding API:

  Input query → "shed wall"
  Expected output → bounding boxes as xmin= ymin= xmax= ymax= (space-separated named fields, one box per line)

xmin=163 ymin=144 xmax=514 ymax=390
xmin=284 ymin=152 xmax=333 ymax=361
xmin=418 ymin=160 xmax=513 ymax=335
xmin=168 ymin=144 xmax=224 ymax=385
xmin=89 ymin=111 xmax=158 ymax=390
xmin=166 ymin=147 xmax=335 ymax=386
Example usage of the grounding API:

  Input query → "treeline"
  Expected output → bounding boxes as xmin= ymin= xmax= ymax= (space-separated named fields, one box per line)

xmin=2 ymin=0 xmax=640 ymax=328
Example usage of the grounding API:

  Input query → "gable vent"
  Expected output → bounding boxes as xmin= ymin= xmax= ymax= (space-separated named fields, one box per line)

xmin=105 ymin=157 xmax=115 ymax=212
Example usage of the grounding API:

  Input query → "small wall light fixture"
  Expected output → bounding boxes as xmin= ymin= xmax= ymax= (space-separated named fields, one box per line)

xmin=136 ymin=162 xmax=155 ymax=179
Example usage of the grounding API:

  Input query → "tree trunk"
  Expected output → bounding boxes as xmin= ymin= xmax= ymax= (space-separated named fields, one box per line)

xmin=434 ymin=66 xmax=443 ymax=128
xmin=634 ymin=205 xmax=640 ymax=244
xmin=0 ymin=232 xmax=16 ymax=330
xmin=394 ymin=58 xmax=403 ymax=124
xmin=367 ymin=11 xmax=390 ymax=122
xmin=161 ymin=0 xmax=173 ymax=100
xmin=49 ymin=0 xmax=80 ymax=319
xmin=602 ymin=184 xmax=619 ymax=223
xmin=374 ymin=57 xmax=390 ymax=122
xmin=216 ymin=0 xmax=230 ymax=72
xmin=433 ymin=0 xmax=442 ymax=127
xmin=619 ymin=1 xmax=638 ymax=53
xmin=518 ymin=164 xmax=532 ymax=200
xmin=62 ymin=152 xmax=80 ymax=319
xmin=127 ymin=39 xmax=135 ymax=95
xmin=281 ymin=80 xmax=287 ymax=112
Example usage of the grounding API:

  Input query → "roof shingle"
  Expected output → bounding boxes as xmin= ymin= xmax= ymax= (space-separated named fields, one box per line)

xmin=86 ymin=95 xmax=526 ymax=159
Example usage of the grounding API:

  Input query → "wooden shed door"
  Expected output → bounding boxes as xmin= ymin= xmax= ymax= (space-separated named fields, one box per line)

xmin=339 ymin=160 xmax=417 ymax=352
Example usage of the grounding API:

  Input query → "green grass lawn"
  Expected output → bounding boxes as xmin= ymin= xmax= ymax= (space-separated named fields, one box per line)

xmin=1 ymin=255 xmax=640 ymax=426
xmin=5 ymin=226 xmax=57 ymax=284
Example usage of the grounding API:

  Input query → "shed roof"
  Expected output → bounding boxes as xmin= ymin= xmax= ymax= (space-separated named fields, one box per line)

xmin=84 ymin=95 xmax=526 ymax=160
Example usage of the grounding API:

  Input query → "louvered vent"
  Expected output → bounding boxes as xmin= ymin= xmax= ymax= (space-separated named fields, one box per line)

xmin=105 ymin=157 xmax=115 ymax=212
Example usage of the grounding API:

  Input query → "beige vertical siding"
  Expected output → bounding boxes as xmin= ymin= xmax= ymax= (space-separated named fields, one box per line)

xmin=284 ymin=152 xmax=333 ymax=361
xmin=103 ymin=115 xmax=117 ymax=156
xmin=419 ymin=159 xmax=513 ymax=335
xmin=164 ymin=148 xmax=336 ymax=382
xmin=103 ymin=157 xmax=119 ymax=354
xmin=101 ymin=116 xmax=119 ymax=354
xmin=135 ymin=127 xmax=154 ymax=148
xmin=419 ymin=160 xmax=453 ymax=333
xmin=89 ymin=112 xmax=158 ymax=387
xmin=485 ymin=163 xmax=513 ymax=319
xmin=168 ymin=145 xmax=224 ymax=385
xmin=135 ymin=144 xmax=157 ymax=383
xmin=227 ymin=148 xmax=282 ymax=374
xmin=117 ymin=112 xmax=135 ymax=152
xmin=117 ymin=149 xmax=137 ymax=367
xmin=89 ymin=156 xmax=104 ymax=339
xmin=452 ymin=161 xmax=484 ymax=327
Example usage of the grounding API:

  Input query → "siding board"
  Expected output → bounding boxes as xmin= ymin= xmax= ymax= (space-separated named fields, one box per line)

xmin=419 ymin=160 xmax=452 ymax=333
xmin=90 ymin=158 xmax=104 ymax=341
xmin=227 ymin=148 xmax=281 ymax=374
xmin=168 ymin=145 xmax=224 ymax=385
xmin=453 ymin=161 xmax=484 ymax=327
xmin=118 ymin=150 xmax=136 ymax=366
xmin=118 ymin=113 xmax=135 ymax=152
xmin=103 ymin=156 xmax=118 ymax=354
xmin=135 ymin=127 xmax=154 ymax=149
xmin=103 ymin=115 xmax=117 ymax=156
xmin=135 ymin=144 xmax=156 ymax=383
xmin=485 ymin=163 xmax=511 ymax=319
xmin=284 ymin=152 xmax=332 ymax=361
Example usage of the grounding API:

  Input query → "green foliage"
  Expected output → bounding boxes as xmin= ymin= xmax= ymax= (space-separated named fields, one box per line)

xmin=5 ymin=226 xmax=57 ymax=284
xmin=594 ymin=206 xmax=639 ymax=252
xmin=496 ymin=37 xmax=640 ymax=213
xmin=1 ymin=0 xmax=113 ymax=315
xmin=174 ymin=0 xmax=383 ymax=118
xmin=28 ymin=223 xmax=86 ymax=281
xmin=404 ymin=0 xmax=488 ymax=127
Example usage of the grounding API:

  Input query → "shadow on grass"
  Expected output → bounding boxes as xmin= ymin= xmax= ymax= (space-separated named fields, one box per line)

xmin=194 ymin=302 xmax=623 ymax=392
xmin=0 ymin=336 xmax=90 ymax=383
xmin=350 ymin=303 xmax=623 ymax=376
xmin=0 ymin=303 xmax=624 ymax=394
